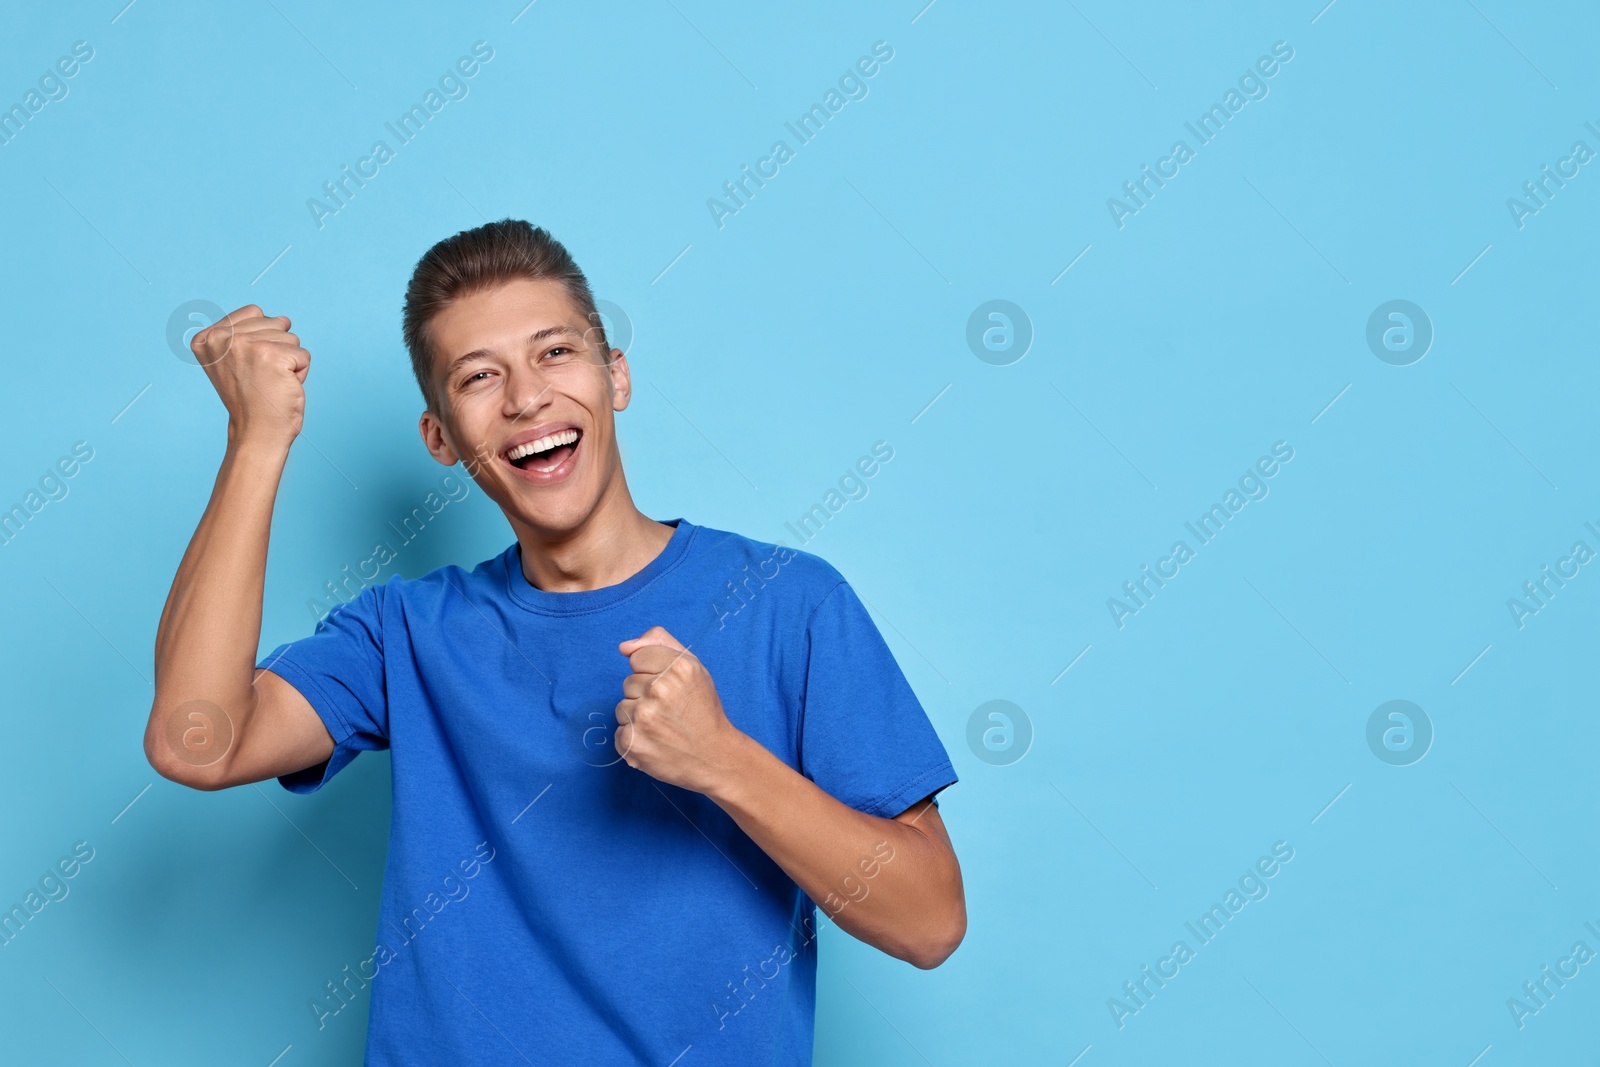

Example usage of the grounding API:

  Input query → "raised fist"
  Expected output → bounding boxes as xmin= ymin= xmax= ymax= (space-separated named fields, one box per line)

xmin=191 ymin=305 xmax=310 ymax=450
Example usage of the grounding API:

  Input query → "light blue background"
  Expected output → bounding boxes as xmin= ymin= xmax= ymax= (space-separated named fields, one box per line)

xmin=2 ymin=1 xmax=1597 ymax=1063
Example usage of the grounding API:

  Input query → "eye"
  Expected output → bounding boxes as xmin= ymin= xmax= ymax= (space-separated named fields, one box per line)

xmin=461 ymin=370 xmax=493 ymax=387
xmin=544 ymin=346 xmax=571 ymax=359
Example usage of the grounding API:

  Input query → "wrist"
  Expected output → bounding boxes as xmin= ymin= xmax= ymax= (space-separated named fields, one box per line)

xmin=225 ymin=425 xmax=293 ymax=466
xmin=702 ymin=726 xmax=772 ymax=810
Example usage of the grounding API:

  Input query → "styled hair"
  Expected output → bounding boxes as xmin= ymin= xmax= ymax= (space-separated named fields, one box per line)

xmin=401 ymin=219 xmax=607 ymax=412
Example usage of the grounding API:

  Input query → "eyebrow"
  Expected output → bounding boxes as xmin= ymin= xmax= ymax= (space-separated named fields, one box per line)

xmin=444 ymin=324 xmax=585 ymax=378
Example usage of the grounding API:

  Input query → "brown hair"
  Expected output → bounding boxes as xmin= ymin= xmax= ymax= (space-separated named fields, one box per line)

xmin=401 ymin=219 xmax=607 ymax=412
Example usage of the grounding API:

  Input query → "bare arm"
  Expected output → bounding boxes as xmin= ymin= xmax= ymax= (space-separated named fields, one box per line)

xmin=708 ymin=740 xmax=965 ymax=970
xmin=144 ymin=305 xmax=333 ymax=791
xmin=614 ymin=627 xmax=966 ymax=969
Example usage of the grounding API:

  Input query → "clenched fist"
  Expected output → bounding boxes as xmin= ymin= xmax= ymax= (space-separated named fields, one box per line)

xmin=615 ymin=627 xmax=746 ymax=795
xmin=191 ymin=304 xmax=310 ymax=451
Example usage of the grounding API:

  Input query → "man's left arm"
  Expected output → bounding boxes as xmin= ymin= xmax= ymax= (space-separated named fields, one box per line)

xmin=617 ymin=627 xmax=966 ymax=970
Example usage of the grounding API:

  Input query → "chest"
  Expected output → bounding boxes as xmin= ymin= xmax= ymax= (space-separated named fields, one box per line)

xmin=385 ymin=604 xmax=806 ymax=785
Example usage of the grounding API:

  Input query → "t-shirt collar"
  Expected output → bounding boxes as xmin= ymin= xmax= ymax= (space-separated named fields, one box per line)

xmin=502 ymin=517 xmax=695 ymax=616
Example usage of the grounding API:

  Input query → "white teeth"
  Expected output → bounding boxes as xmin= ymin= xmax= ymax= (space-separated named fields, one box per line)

xmin=507 ymin=429 xmax=579 ymax=462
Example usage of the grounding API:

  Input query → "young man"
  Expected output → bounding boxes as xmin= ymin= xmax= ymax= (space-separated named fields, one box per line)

xmin=145 ymin=219 xmax=964 ymax=1065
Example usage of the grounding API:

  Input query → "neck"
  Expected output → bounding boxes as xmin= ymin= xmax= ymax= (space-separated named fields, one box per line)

xmin=510 ymin=476 xmax=674 ymax=593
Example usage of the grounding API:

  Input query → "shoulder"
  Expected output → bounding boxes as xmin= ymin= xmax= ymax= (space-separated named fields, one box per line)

xmin=401 ymin=545 xmax=513 ymax=598
xmin=685 ymin=521 xmax=849 ymax=605
xmin=319 ymin=545 xmax=514 ymax=626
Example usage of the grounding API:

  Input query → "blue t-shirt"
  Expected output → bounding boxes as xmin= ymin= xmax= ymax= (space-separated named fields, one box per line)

xmin=257 ymin=517 xmax=958 ymax=1066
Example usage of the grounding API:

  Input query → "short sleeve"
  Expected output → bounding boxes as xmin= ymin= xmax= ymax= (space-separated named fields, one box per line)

xmin=797 ymin=581 xmax=958 ymax=818
xmin=256 ymin=583 xmax=390 ymax=794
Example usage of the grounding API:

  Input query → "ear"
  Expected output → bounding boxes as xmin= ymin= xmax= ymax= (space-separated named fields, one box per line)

xmin=606 ymin=348 xmax=632 ymax=412
xmin=419 ymin=407 xmax=463 ymax=468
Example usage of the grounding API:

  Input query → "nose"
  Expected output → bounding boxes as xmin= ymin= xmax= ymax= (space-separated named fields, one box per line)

xmin=502 ymin=360 xmax=554 ymax=422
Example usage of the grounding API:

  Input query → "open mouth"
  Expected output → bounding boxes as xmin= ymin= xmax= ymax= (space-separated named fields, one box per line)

xmin=506 ymin=427 xmax=582 ymax=475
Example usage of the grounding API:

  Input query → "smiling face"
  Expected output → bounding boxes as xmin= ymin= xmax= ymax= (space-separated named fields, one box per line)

xmin=417 ymin=276 xmax=630 ymax=537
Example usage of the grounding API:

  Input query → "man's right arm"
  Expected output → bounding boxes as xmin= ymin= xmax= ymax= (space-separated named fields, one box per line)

xmin=143 ymin=305 xmax=332 ymax=791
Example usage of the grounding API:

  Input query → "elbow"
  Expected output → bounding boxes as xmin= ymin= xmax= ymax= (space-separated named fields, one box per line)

xmin=145 ymin=740 xmax=223 ymax=792
xmin=148 ymin=753 xmax=232 ymax=792
xmin=902 ymin=834 xmax=967 ymax=970
xmin=143 ymin=704 xmax=235 ymax=792
xmin=908 ymin=906 xmax=966 ymax=970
